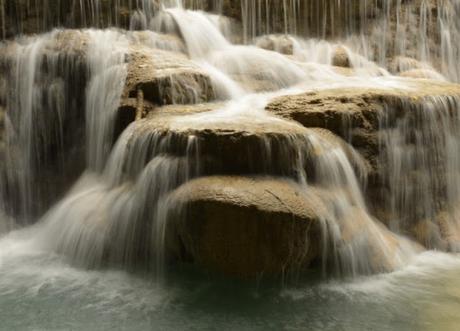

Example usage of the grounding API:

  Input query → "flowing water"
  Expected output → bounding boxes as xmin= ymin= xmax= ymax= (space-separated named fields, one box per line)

xmin=1 ymin=1 xmax=460 ymax=330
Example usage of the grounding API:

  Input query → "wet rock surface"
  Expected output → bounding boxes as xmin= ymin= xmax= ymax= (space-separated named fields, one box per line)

xmin=124 ymin=46 xmax=215 ymax=105
xmin=266 ymin=81 xmax=460 ymax=169
xmin=126 ymin=109 xmax=313 ymax=178
xmin=169 ymin=176 xmax=321 ymax=277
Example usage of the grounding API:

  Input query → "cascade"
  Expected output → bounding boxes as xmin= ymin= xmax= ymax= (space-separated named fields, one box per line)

xmin=84 ymin=30 xmax=128 ymax=171
xmin=0 ymin=0 xmax=460 ymax=330
xmin=2 ymin=0 xmax=460 ymax=83
xmin=379 ymin=95 xmax=460 ymax=250
xmin=1 ymin=1 xmax=460 ymax=328
xmin=1 ymin=0 xmax=458 ymax=277
xmin=0 ymin=30 xmax=89 ymax=222
xmin=1 ymin=3 xmax=460 ymax=328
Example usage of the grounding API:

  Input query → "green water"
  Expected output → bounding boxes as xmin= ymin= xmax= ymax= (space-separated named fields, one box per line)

xmin=0 ymin=229 xmax=459 ymax=331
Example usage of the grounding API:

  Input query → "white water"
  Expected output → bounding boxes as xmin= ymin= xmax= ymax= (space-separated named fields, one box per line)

xmin=85 ymin=30 xmax=128 ymax=172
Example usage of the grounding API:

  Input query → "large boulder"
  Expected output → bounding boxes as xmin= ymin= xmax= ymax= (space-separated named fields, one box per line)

xmin=169 ymin=176 xmax=321 ymax=277
xmin=399 ymin=69 xmax=446 ymax=81
xmin=168 ymin=175 xmax=415 ymax=278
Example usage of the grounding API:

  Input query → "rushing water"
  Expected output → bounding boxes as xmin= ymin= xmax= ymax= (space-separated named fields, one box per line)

xmin=1 ymin=1 xmax=460 ymax=330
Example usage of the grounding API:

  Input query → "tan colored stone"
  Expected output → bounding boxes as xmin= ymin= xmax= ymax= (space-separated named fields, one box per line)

xmin=255 ymin=34 xmax=294 ymax=55
xmin=124 ymin=45 xmax=215 ymax=105
xmin=170 ymin=176 xmax=321 ymax=277
xmin=332 ymin=46 xmax=351 ymax=68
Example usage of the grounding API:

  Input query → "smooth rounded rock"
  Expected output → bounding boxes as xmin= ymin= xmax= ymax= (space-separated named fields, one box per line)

xmin=169 ymin=176 xmax=321 ymax=277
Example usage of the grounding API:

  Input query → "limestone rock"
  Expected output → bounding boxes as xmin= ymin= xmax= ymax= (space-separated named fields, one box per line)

xmin=399 ymin=68 xmax=445 ymax=81
xmin=332 ymin=46 xmax=351 ymax=68
xmin=124 ymin=46 xmax=215 ymax=105
xmin=169 ymin=176 xmax=321 ymax=277
xmin=128 ymin=110 xmax=312 ymax=177
xmin=0 ymin=106 xmax=5 ymax=159
xmin=255 ymin=34 xmax=294 ymax=55
xmin=266 ymin=81 xmax=460 ymax=248
xmin=266 ymin=81 xmax=460 ymax=168
xmin=389 ymin=56 xmax=431 ymax=74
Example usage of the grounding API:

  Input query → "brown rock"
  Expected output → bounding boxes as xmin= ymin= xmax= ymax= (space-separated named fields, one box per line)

xmin=127 ymin=109 xmax=313 ymax=177
xmin=124 ymin=45 xmax=215 ymax=105
xmin=332 ymin=46 xmax=351 ymax=68
xmin=255 ymin=34 xmax=294 ymax=55
xmin=169 ymin=176 xmax=321 ymax=277
xmin=266 ymin=81 xmax=460 ymax=166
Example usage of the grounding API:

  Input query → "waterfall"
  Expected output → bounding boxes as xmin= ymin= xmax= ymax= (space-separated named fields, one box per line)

xmin=2 ymin=0 xmax=459 ymax=84
xmin=379 ymin=95 xmax=460 ymax=250
xmin=0 ymin=0 xmax=460 ymax=282
xmin=84 ymin=30 xmax=128 ymax=172
xmin=1 ymin=31 xmax=89 ymax=222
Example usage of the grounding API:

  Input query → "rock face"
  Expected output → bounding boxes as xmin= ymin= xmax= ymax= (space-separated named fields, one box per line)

xmin=170 ymin=176 xmax=321 ymax=277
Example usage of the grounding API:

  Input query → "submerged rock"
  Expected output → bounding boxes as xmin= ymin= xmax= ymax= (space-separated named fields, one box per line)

xmin=170 ymin=176 xmax=321 ymax=277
